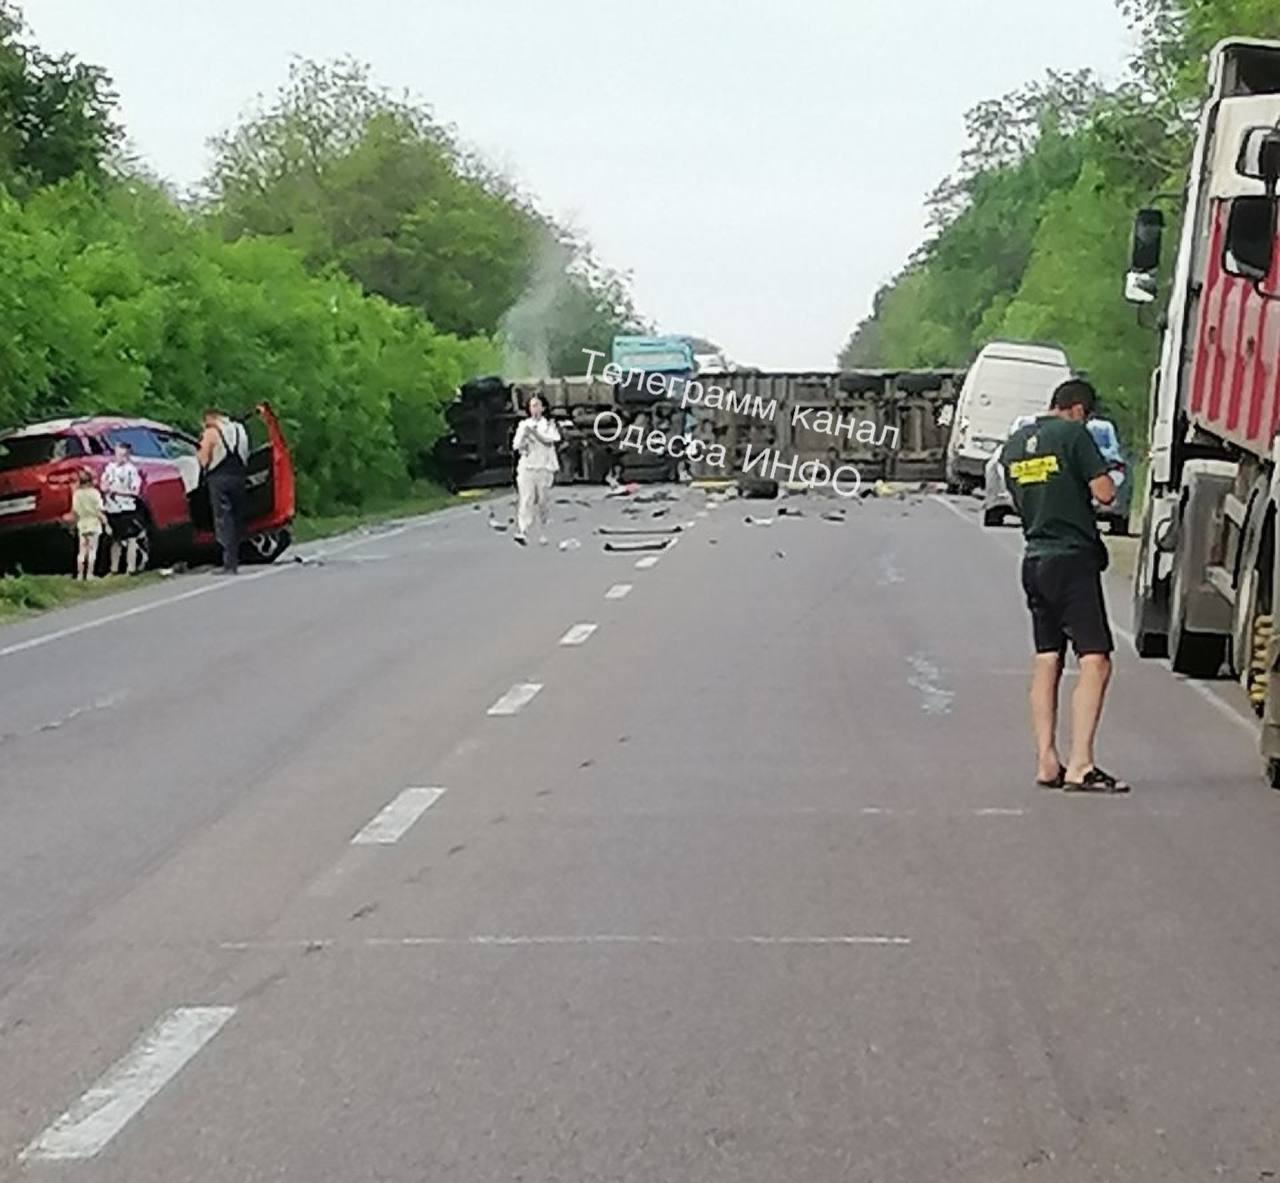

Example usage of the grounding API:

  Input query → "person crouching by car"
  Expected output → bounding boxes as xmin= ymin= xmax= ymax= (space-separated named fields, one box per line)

xmin=196 ymin=407 xmax=250 ymax=575
xmin=102 ymin=441 xmax=145 ymax=575
xmin=67 ymin=469 xmax=107 ymax=581
xmin=511 ymin=395 xmax=561 ymax=546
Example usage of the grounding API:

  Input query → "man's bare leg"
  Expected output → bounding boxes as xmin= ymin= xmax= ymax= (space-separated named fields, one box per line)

xmin=109 ymin=541 xmax=122 ymax=575
xmin=1030 ymin=651 xmax=1064 ymax=782
xmin=1066 ymin=653 xmax=1112 ymax=782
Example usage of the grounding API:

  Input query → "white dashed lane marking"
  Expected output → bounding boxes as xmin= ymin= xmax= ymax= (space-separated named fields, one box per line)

xmin=487 ymin=683 xmax=544 ymax=716
xmin=559 ymin=623 xmax=598 ymax=647
xmin=635 ymin=556 xmax=660 ymax=570
xmin=351 ymin=787 xmax=446 ymax=845
xmin=21 ymin=1007 xmax=236 ymax=1162
xmin=605 ymin=584 xmax=633 ymax=600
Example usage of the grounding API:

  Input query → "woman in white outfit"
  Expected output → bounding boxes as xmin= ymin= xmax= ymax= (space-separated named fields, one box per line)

xmin=512 ymin=395 xmax=561 ymax=545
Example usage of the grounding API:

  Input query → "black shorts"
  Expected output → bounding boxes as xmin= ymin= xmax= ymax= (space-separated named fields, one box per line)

xmin=107 ymin=510 xmax=143 ymax=540
xmin=1021 ymin=552 xmax=1114 ymax=657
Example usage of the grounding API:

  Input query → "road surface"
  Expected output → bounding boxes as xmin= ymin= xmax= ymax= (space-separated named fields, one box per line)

xmin=3 ymin=486 xmax=1280 ymax=1182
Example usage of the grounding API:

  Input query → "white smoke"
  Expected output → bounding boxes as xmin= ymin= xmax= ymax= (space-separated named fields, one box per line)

xmin=500 ymin=233 xmax=575 ymax=381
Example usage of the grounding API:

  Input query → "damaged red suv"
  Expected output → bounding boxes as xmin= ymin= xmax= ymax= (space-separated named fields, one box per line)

xmin=0 ymin=403 xmax=295 ymax=572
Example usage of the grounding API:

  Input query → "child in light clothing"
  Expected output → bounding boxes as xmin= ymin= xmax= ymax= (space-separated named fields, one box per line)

xmin=68 ymin=469 xmax=107 ymax=580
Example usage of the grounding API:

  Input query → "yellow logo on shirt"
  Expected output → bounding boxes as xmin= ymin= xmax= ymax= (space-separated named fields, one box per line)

xmin=1009 ymin=455 xmax=1060 ymax=485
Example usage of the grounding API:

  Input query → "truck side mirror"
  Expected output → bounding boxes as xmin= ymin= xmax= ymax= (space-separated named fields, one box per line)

xmin=1223 ymin=195 xmax=1277 ymax=283
xmin=1237 ymin=126 xmax=1280 ymax=194
xmin=1130 ymin=208 xmax=1164 ymax=273
xmin=1125 ymin=271 xmax=1158 ymax=305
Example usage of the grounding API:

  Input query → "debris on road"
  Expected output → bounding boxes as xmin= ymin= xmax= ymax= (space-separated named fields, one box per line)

xmin=821 ymin=510 xmax=847 ymax=523
xmin=603 ymin=538 xmax=674 ymax=553
xmin=778 ymin=506 xmax=805 ymax=518
xmin=598 ymin=526 xmax=683 ymax=537
xmin=558 ymin=539 xmax=582 ymax=552
xmin=634 ymin=490 xmax=681 ymax=505
xmin=737 ymin=476 xmax=780 ymax=500
xmin=744 ymin=515 xmax=775 ymax=527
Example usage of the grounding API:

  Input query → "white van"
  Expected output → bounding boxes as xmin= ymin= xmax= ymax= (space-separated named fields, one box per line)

xmin=945 ymin=341 xmax=1074 ymax=492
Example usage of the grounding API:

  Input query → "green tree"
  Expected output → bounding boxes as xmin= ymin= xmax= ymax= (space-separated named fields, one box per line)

xmin=0 ymin=2 xmax=119 ymax=193
xmin=206 ymin=57 xmax=638 ymax=371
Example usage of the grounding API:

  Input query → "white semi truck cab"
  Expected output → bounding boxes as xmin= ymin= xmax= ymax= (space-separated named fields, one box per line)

xmin=1127 ymin=38 xmax=1280 ymax=783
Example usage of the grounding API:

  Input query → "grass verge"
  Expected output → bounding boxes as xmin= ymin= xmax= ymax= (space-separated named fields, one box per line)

xmin=0 ymin=571 xmax=164 ymax=624
xmin=0 ymin=482 xmax=483 ymax=626
xmin=291 ymin=482 xmax=469 ymax=545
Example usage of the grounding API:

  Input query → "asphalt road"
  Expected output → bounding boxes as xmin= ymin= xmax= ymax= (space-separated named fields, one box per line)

xmin=3 ymin=485 xmax=1280 ymax=1182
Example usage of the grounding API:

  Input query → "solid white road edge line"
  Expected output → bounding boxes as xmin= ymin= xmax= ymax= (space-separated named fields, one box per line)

xmin=486 ymin=683 xmax=543 ymax=716
xmin=220 ymin=935 xmax=912 ymax=950
xmin=605 ymin=583 xmax=633 ymax=599
xmin=0 ymin=519 xmax=414 ymax=662
xmin=20 ymin=1006 xmax=236 ymax=1162
xmin=928 ymin=493 xmax=979 ymax=523
xmin=351 ymin=787 xmax=446 ymax=845
xmin=934 ymin=494 xmax=1261 ymax=737
xmin=0 ymin=573 xmax=274 ymax=660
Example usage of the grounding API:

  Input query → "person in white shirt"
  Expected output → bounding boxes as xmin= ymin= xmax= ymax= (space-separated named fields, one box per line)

xmin=511 ymin=395 xmax=561 ymax=546
xmin=101 ymin=441 xmax=145 ymax=575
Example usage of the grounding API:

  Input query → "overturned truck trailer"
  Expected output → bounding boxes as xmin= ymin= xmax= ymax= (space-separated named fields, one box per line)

xmin=432 ymin=370 xmax=962 ymax=490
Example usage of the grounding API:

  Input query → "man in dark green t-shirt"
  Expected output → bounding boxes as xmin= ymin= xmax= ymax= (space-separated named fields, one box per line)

xmin=1000 ymin=379 xmax=1129 ymax=794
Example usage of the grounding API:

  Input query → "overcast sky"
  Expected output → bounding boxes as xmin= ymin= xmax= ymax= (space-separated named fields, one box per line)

xmin=24 ymin=0 xmax=1134 ymax=369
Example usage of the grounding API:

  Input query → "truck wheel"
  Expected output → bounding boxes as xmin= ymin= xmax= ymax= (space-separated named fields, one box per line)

xmin=1247 ymin=613 xmax=1272 ymax=718
xmin=982 ymin=507 xmax=1004 ymax=528
xmin=1267 ymin=758 xmax=1280 ymax=791
xmin=1108 ymin=515 xmax=1131 ymax=537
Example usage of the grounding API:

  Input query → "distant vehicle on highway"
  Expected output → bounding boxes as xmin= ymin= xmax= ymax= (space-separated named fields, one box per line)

xmin=0 ymin=404 xmax=295 ymax=572
xmin=945 ymin=341 xmax=1074 ymax=494
xmin=982 ymin=414 xmax=1132 ymax=534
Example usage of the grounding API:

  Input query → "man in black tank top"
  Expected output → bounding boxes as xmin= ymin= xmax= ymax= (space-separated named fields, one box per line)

xmin=197 ymin=407 xmax=249 ymax=575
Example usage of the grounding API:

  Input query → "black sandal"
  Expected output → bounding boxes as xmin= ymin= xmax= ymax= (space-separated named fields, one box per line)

xmin=1064 ymin=767 xmax=1130 ymax=794
xmin=1036 ymin=765 xmax=1067 ymax=789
